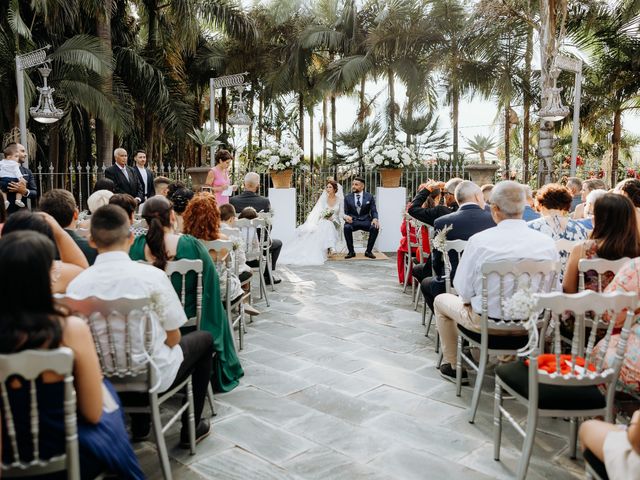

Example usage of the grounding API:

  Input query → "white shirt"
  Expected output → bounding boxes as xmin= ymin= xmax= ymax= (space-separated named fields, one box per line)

xmin=66 ymin=251 xmax=187 ymax=391
xmin=119 ymin=164 xmax=129 ymax=180
xmin=136 ymin=166 xmax=148 ymax=193
xmin=453 ymin=219 xmax=559 ymax=318
xmin=0 ymin=159 xmax=23 ymax=179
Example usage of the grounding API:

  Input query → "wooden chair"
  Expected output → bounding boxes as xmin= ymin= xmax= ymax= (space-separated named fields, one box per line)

xmin=57 ymin=295 xmax=196 ymax=480
xmin=493 ymin=290 xmax=636 ymax=480
xmin=0 ymin=348 xmax=82 ymax=479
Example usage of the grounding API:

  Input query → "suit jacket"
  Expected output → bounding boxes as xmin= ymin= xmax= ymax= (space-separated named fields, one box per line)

xmin=407 ymin=188 xmax=454 ymax=226
xmin=344 ymin=191 xmax=378 ymax=222
xmin=104 ymin=164 xmax=144 ymax=199
xmin=432 ymin=204 xmax=496 ymax=279
xmin=6 ymin=165 xmax=38 ymax=214
xmin=229 ymin=191 xmax=271 ymax=213
xmin=132 ymin=166 xmax=155 ymax=201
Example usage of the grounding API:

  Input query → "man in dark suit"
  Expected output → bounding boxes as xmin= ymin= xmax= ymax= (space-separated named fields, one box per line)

xmin=230 ymin=172 xmax=282 ymax=285
xmin=3 ymin=143 xmax=37 ymax=214
xmin=343 ymin=176 xmax=379 ymax=259
xmin=421 ymin=180 xmax=496 ymax=313
xmin=132 ymin=150 xmax=155 ymax=202
xmin=104 ymin=148 xmax=144 ymax=202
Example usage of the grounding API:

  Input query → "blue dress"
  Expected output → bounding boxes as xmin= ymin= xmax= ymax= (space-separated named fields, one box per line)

xmin=1 ymin=378 xmax=144 ymax=479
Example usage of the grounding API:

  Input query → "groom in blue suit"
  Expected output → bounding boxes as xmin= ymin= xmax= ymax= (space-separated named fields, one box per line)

xmin=343 ymin=177 xmax=379 ymax=259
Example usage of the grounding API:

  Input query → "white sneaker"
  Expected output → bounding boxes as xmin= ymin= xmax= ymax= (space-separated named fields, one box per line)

xmin=14 ymin=200 xmax=25 ymax=208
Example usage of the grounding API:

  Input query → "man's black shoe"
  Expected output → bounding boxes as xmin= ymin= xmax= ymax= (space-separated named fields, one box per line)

xmin=439 ymin=363 xmax=469 ymax=385
xmin=130 ymin=417 xmax=151 ymax=442
xmin=180 ymin=419 xmax=211 ymax=449
xmin=345 ymin=252 xmax=356 ymax=259
xmin=364 ymin=251 xmax=376 ymax=259
xmin=264 ymin=276 xmax=282 ymax=285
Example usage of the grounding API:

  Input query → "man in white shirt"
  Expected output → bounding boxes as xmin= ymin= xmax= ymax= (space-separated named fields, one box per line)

xmin=434 ymin=181 xmax=558 ymax=382
xmin=132 ymin=150 xmax=155 ymax=202
xmin=66 ymin=205 xmax=213 ymax=447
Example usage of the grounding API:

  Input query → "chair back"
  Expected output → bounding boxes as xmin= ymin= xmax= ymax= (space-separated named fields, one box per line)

xmin=480 ymin=259 xmax=561 ymax=332
xmin=235 ymin=219 xmax=261 ymax=261
xmin=578 ymin=257 xmax=630 ymax=292
xmin=443 ymin=239 xmax=467 ymax=294
xmin=200 ymin=239 xmax=235 ymax=302
xmin=531 ymin=291 xmax=636 ymax=404
xmin=57 ymin=296 xmax=153 ymax=381
xmin=0 ymin=348 xmax=79 ymax=479
xmin=165 ymin=259 xmax=203 ymax=329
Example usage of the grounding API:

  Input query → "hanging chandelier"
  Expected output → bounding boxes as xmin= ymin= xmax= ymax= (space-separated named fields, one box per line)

xmin=30 ymin=64 xmax=64 ymax=124
xmin=227 ymin=85 xmax=252 ymax=128
xmin=538 ymin=65 xmax=569 ymax=122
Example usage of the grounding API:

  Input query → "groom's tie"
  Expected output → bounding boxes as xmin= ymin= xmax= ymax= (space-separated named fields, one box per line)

xmin=356 ymin=194 xmax=361 ymax=215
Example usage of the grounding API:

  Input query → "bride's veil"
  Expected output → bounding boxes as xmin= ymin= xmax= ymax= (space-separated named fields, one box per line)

xmin=299 ymin=181 xmax=344 ymax=233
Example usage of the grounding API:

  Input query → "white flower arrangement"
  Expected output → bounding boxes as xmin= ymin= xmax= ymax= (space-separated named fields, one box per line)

xmin=256 ymin=136 xmax=304 ymax=171
xmin=321 ymin=208 xmax=334 ymax=220
xmin=363 ymin=143 xmax=419 ymax=170
xmin=432 ymin=225 xmax=453 ymax=253
xmin=501 ymin=287 xmax=543 ymax=358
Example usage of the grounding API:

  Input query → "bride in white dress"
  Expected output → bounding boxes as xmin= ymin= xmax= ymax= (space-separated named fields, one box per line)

xmin=279 ymin=179 xmax=344 ymax=266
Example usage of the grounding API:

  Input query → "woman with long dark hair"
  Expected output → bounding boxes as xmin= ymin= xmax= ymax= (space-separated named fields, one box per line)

xmin=564 ymin=193 xmax=640 ymax=293
xmin=0 ymin=231 xmax=143 ymax=479
xmin=129 ymin=195 xmax=243 ymax=392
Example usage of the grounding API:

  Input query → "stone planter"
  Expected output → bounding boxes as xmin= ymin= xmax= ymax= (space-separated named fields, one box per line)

xmin=270 ymin=169 xmax=293 ymax=188
xmin=379 ymin=168 xmax=403 ymax=188
xmin=465 ymin=163 xmax=499 ymax=186
xmin=186 ymin=166 xmax=212 ymax=191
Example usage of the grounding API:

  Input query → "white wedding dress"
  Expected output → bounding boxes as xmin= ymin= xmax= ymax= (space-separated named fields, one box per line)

xmin=279 ymin=188 xmax=344 ymax=266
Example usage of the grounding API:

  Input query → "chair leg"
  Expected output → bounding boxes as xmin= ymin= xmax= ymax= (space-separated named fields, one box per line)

xmin=569 ymin=417 xmax=579 ymax=459
xmin=437 ymin=350 xmax=443 ymax=369
xmin=238 ymin=310 xmax=244 ymax=351
xmin=403 ymin=255 xmax=410 ymax=293
xmin=259 ymin=270 xmax=270 ymax=307
xmin=150 ymin=395 xmax=173 ymax=480
xmin=413 ymin=283 xmax=420 ymax=311
xmin=422 ymin=301 xmax=428 ymax=327
xmin=456 ymin=335 xmax=463 ymax=397
xmin=435 ymin=330 xmax=440 ymax=354
xmin=469 ymin=350 xmax=488 ymax=424
xmin=186 ymin=379 xmax=196 ymax=455
xmin=516 ymin=406 xmax=539 ymax=480
xmin=207 ymin=384 xmax=216 ymax=417
xmin=493 ymin=380 xmax=503 ymax=461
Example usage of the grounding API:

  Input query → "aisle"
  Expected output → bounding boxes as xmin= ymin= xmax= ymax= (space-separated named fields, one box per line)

xmin=174 ymin=258 xmax=583 ymax=479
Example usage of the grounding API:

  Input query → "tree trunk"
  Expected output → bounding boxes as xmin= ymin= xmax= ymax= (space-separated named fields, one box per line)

xmin=387 ymin=67 xmax=395 ymax=142
xmin=452 ymin=88 xmax=459 ymax=162
xmin=359 ymin=76 xmax=366 ymax=126
xmin=523 ymin=19 xmax=533 ymax=183
xmin=221 ymin=88 xmax=228 ymax=135
xmin=331 ymin=94 xmax=337 ymax=162
xmin=309 ymin=105 xmax=314 ymax=173
xmin=405 ymin=96 xmax=413 ymax=147
xmin=322 ymin=96 xmax=328 ymax=164
xmin=298 ymin=91 xmax=304 ymax=148
xmin=95 ymin=7 xmax=113 ymax=167
xmin=258 ymin=93 xmax=263 ymax=148
xmin=612 ymin=108 xmax=622 ymax=188
xmin=504 ymin=104 xmax=511 ymax=176
xmin=144 ymin=115 xmax=154 ymax=165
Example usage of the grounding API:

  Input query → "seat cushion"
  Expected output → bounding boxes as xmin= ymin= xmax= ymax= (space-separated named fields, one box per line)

xmin=457 ymin=325 xmax=530 ymax=350
xmin=496 ymin=361 xmax=606 ymax=410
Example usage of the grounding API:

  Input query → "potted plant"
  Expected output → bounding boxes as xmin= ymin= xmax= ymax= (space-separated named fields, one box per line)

xmin=256 ymin=136 xmax=303 ymax=188
xmin=186 ymin=127 xmax=221 ymax=190
xmin=364 ymin=143 xmax=418 ymax=187
xmin=464 ymin=134 xmax=500 ymax=185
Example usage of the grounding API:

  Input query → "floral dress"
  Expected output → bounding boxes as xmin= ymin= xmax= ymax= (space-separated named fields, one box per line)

xmin=598 ymin=258 xmax=640 ymax=395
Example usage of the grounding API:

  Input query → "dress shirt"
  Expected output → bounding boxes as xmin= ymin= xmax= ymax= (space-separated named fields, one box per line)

xmin=119 ymin=164 xmax=129 ymax=180
xmin=453 ymin=219 xmax=559 ymax=318
xmin=66 ymin=251 xmax=187 ymax=391
xmin=136 ymin=166 xmax=148 ymax=194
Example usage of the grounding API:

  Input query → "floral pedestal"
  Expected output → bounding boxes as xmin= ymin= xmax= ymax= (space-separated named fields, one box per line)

xmin=466 ymin=163 xmax=499 ymax=186
xmin=270 ymin=169 xmax=293 ymax=189
xmin=186 ymin=166 xmax=211 ymax=191
xmin=379 ymin=168 xmax=403 ymax=188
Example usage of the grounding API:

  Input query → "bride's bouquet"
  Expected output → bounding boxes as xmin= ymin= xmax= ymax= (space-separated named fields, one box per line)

xmin=256 ymin=136 xmax=304 ymax=171
xmin=364 ymin=143 xmax=419 ymax=169
xmin=321 ymin=208 xmax=334 ymax=220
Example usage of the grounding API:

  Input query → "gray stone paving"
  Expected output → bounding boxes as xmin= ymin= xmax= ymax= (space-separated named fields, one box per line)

xmin=140 ymin=257 xmax=585 ymax=479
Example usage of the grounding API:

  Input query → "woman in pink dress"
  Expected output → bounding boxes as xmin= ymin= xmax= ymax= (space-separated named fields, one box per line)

xmin=205 ymin=149 xmax=236 ymax=205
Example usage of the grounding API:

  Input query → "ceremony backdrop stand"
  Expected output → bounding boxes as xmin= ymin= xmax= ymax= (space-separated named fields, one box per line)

xmin=376 ymin=187 xmax=405 ymax=252
xmin=268 ymin=188 xmax=296 ymax=244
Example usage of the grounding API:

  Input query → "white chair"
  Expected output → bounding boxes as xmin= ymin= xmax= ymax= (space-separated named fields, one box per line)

xmin=56 ymin=295 xmax=196 ymax=480
xmin=165 ymin=259 xmax=203 ymax=329
xmin=411 ymin=219 xmax=430 ymax=311
xmin=402 ymin=214 xmax=420 ymax=294
xmin=236 ymin=218 xmax=270 ymax=307
xmin=578 ymin=257 xmax=630 ymax=292
xmin=456 ymin=259 xmax=561 ymax=424
xmin=0 ymin=348 xmax=82 ymax=479
xmin=200 ymin=239 xmax=248 ymax=351
xmin=493 ymin=290 xmax=636 ymax=480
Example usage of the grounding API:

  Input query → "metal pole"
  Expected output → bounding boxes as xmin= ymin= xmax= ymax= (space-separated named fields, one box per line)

xmin=570 ymin=67 xmax=582 ymax=177
xmin=15 ymin=60 xmax=29 ymax=168
xmin=214 ymin=78 xmax=216 ymax=167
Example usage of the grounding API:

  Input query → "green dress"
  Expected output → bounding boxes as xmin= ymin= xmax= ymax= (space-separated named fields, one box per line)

xmin=130 ymin=235 xmax=244 ymax=392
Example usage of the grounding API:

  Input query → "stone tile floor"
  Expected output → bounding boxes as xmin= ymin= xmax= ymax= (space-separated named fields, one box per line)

xmin=139 ymin=256 xmax=585 ymax=479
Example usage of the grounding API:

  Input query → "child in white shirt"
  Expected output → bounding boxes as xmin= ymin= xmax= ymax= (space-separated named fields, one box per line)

xmin=0 ymin=159 xmax=25 ymax=208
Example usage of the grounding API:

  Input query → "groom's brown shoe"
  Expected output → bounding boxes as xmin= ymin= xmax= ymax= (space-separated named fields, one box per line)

xmin=345 ymin=252 xmax=356 ymax=259
xmin=364 ymin=251 xmax=376 ymax=259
